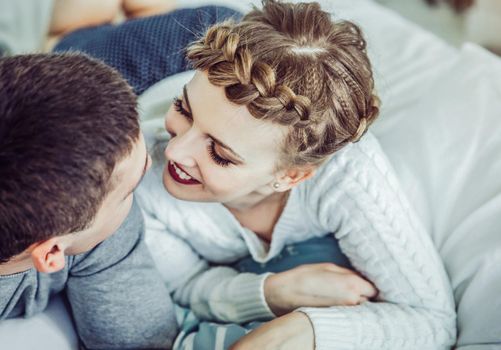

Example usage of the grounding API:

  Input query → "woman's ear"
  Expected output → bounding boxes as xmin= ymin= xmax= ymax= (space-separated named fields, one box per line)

xmin=274 ymin=167 xmax=316 ymax=191
xmin=30 ymin=237 xmax=67 ymax=273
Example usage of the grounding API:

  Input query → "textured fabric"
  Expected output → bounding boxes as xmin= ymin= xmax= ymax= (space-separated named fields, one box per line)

xmin=136 ymin=125 xmax=457 ymax=349
xmin=54 ymin=6 xmax=242 ymax=95
xmin=0 ymin=200 xmax=177 ymax=349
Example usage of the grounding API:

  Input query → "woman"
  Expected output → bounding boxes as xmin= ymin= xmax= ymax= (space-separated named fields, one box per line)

xmin=136 ymin=1 xmax=456 ymax=349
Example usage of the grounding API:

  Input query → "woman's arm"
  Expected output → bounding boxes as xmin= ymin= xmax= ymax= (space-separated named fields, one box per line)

xmin=232 ymin=133 xmax=456 ymax=350
xmin=140 ymin=209 xmax=275 ymax=322
xmin=136 ymin=167 xmax=375 ymax=324
xmin=294 ymin=133 xmax=456 ymax=349
xmin=173 ymin=260 xmax=376 ymax=323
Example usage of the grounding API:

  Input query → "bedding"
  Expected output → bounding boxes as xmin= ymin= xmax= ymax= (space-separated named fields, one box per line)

xmin=0 ymin=0 xmax=53 ymax=55
xmin=1 ymin=0 xmax=500 ymax=348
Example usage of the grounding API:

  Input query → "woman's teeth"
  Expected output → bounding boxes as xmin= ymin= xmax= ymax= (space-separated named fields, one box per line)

xmin=171 ymin=161 xmax=193 ymax=180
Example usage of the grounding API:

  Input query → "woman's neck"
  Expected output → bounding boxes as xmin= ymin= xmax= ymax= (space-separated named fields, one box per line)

xmin=224 ymin=190 xmax=290 ymax=242
xmin=224 ymin=188 xmax=285 ymax=212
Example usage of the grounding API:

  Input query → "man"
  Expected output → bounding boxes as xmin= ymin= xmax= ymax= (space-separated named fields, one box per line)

xmin=0 ymin=53 xmax=177 ymax=349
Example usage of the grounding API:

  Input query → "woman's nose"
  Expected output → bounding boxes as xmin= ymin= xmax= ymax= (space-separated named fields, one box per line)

xmin=164 ymin=130 xmax=200 ymax=168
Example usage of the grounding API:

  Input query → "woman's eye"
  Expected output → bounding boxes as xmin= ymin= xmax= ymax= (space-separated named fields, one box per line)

xmin=173 ymin=97 xmax=233 ymax=167
xmin=207 ymin=140 xmax=232 ymax=167
xmin=173 ymin=97 xmax=193 ymax=121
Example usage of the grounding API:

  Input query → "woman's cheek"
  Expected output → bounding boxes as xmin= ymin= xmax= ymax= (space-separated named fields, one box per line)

xmin=202 ymin=166 xmax=240 ymax=195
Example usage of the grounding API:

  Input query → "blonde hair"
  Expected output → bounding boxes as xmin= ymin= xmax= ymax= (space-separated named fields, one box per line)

xmin=187 ymin=0 xmax=380 ymax=169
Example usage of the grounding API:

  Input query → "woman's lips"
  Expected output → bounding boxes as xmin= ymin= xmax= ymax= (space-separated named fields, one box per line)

xmin=167 ymin=160 xmax=201 ymax=185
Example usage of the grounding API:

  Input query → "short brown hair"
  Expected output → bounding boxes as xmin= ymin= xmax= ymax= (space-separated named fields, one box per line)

xmin=187 ymin=0 xmax=379 ymax=169
xmin=0 ymin=53 xmax=139 ymax=263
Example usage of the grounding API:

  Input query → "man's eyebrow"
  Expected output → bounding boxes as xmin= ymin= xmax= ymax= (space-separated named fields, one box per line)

xmin=123 ymin=147 xmax=149 ymax=199
xmin=182 ymin=84 xmax=245 ymax=162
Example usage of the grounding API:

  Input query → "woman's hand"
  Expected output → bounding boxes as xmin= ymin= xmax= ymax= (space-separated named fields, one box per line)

xmin=264 ymin=263 xmax=377 ymax=315
xmin=230 ymin=312 xmax=314 ymax=350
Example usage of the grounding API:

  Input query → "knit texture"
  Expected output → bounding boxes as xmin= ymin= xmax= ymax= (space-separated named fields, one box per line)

xmin=136 ymin=126 xmax=457 ymax=349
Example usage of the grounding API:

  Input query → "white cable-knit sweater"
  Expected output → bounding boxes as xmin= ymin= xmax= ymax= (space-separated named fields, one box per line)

xmin=136 ymin=126 xmax=457 ymax=350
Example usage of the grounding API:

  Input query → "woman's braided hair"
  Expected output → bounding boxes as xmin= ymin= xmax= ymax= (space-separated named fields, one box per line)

xmin=187 ymin=0 xmax=380 ymax=169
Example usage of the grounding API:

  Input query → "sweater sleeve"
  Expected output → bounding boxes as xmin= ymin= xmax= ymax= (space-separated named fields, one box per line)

xmin=172 ymin=263 xmax=275 ymax=323
xmin=298 ymin=134 xmax=457 ymax=350
xmin=136 ymin=176 xmax=275 ymax=323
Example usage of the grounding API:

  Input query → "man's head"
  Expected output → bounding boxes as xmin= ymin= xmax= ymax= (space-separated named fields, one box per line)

xmin=0 ymin=53 xmax=150 ymax=273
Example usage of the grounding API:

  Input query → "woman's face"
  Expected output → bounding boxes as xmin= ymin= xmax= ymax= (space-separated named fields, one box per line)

xmin=162 ymin=71 xmax=289 ymax=206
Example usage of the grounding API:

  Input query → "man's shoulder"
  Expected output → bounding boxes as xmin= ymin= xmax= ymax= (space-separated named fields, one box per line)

xmin=70 ymin=198 xmax=145 ymax=274
xmin=0 ymin=265 xmax=69 ymax=319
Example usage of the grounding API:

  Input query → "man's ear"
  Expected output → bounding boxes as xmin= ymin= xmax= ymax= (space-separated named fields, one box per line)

xmin=30 ymin=237 xmax=67 ymax=273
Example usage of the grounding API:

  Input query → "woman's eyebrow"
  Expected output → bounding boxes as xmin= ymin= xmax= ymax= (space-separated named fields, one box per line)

xmin=182 ymin=84 xmax=245 ymax=163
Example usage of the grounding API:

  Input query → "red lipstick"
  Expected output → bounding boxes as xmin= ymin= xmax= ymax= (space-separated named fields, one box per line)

xmin=167 ymin=161 xmax=201 ymax=185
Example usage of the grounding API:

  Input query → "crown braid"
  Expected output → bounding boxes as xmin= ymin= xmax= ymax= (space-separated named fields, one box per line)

xmin=186 ymin=0 xmax=380 ymax=168
xmin=188 ymin=21 xmax=313 ymax=129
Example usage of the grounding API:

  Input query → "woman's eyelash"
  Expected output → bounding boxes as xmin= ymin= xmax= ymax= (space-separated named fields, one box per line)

xmin=173 ymin=97 xmax=232 ymax=167
xmin=173 ymin=97 xmax=192 ymax=119
xmin=207 ymin=140 xmax=232 ymax=167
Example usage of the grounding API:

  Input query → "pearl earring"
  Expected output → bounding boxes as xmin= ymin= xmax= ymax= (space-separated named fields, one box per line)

xmin=273 ymin=182 xmax=280 ymax=189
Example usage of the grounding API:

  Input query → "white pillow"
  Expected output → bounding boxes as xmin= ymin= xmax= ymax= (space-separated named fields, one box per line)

xmin=376 ymin=44 xmax=501 ymax=348
xmin=0 ymin=295 xmax=78 ymax=349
